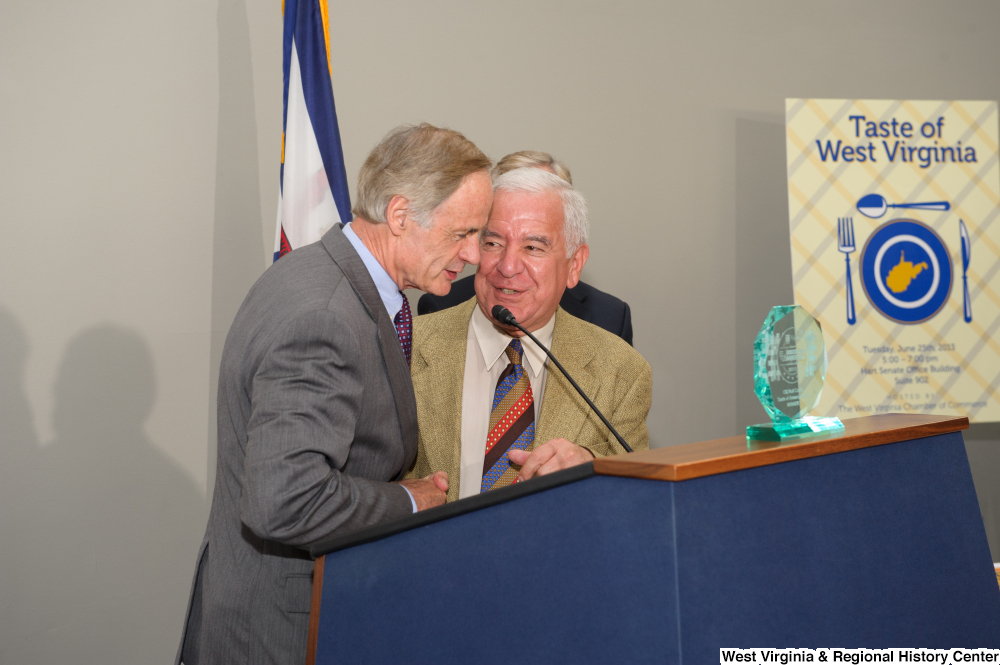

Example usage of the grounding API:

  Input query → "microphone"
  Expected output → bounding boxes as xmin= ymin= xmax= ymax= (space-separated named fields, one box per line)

xmin=491 ymin=305 xmax=633 ymax=454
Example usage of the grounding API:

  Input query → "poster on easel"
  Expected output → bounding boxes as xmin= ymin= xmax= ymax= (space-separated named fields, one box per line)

xmin=785 ymin=99 xmax=1000 ymax=423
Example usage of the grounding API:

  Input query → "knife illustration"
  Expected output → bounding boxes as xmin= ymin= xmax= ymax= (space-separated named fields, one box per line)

xmin=960 ymin=219 xmax=972 ymax=323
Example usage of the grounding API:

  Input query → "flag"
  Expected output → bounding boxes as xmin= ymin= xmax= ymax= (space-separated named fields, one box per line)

xmin=274 ymin=0 xmax=352 ymax=262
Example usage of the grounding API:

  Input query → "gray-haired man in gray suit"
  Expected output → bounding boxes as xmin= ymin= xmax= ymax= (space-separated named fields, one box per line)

xmin=178 ymin=124 xmax=493 ymax=665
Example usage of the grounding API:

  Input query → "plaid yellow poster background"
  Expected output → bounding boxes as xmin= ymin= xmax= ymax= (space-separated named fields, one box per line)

xmin=786 ymin=99 xmax=1000 ymax=423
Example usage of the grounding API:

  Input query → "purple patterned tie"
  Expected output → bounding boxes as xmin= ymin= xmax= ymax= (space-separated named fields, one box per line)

xmin=393 ymin=294 xmax=412 ymax=367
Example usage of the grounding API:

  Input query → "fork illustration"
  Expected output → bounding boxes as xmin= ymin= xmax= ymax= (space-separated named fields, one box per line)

xmin=837 ymin=217 xmax=857 ymax=325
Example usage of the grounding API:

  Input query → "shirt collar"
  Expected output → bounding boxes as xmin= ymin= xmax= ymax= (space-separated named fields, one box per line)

xmin=342 ymin=222 xmax=404 ymax=320
xmin=470 ymin=304 xmax=555 ymax=378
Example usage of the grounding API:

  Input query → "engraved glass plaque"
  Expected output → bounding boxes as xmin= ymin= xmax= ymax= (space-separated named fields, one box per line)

xmin=747 ymin=305 xmax=845 ymax=441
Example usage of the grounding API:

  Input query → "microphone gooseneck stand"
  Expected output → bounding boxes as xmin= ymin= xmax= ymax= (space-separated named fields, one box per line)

xmin=491 ymin=305 xmax=634 ymax=454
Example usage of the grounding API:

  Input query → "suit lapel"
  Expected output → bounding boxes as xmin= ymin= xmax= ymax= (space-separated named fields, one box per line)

xmin=535 ymin=308 xmax=598 ymax=446
xmin=321 ymin=224 xmax=418 ymax=478
xmin=411 ymin=299 xmax=474 ymax=491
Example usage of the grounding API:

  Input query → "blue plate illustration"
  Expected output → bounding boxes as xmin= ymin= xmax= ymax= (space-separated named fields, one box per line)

xmin=860 ymin=219 xmax=952 ymax=324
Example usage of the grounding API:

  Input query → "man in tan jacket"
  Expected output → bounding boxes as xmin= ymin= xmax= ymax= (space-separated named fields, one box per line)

xmin=408 ymin=166 xmax=651 ymax=502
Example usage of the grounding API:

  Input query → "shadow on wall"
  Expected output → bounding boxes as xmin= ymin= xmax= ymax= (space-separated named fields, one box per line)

xmin=734 ymin=115 xmax=794 ymax=430
xmin=0 ymin=308 xmax=40 ymax=662
xmin=966 ymin=423 xmax=1000 ymax=561
xmin=207 ymin=0 xmax=269 ymax=496
xmin=1 ymin=324 xmax=204 ymax=664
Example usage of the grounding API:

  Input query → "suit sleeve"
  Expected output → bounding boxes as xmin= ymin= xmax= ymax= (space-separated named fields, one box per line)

xmin=575 ymin=352 xmax=651 ymax=457
xmin=240 ymin=309 xmax=412 ymax=548
xmin=609 ymin=355 xmax=651 ymax=451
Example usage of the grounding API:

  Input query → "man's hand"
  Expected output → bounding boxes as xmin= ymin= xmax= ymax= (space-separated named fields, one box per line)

xmin=397 ymin=472 xmax=449 ymax=511
xmin=508 ymin=438 xmax=594 ymax=481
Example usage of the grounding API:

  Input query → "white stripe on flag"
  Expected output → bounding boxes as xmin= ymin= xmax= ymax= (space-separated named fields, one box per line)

xmin=277 ymin=38 xmax=339 ymax=255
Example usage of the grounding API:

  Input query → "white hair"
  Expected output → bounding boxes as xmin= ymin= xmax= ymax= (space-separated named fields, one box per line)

xmin=491 ymin=167 xmax=589 ymax=257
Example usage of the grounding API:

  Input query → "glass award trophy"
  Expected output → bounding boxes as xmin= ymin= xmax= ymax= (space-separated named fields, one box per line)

xmin=746 ymin=305 xmax=845 ymax=442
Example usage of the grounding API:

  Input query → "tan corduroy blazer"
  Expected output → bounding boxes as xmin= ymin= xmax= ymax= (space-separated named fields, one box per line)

xmin=407 ymin=297 xmax=651 ymax=501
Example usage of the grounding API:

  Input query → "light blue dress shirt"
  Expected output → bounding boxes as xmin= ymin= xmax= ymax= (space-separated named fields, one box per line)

xmin=342 ymin=222 xmax=405 ymax=321
xmin=342 ymin=222 xmax=417 ymax=513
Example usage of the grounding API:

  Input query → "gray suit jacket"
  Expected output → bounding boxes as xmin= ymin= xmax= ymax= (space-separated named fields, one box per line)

xmin=177 ymin=225 xmax=417 ymax=665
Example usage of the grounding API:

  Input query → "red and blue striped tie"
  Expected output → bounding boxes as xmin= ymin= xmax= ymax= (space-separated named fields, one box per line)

xmin=482 ymin=339 xmax=535 ymax=492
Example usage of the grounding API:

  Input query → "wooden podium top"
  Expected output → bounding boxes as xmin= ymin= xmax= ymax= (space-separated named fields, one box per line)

xmin=593 ymin=413 xmax=969 ymax=482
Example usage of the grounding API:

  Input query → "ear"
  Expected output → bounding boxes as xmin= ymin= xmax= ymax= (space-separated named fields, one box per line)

xmin=384 ymin=195 xmax=411 ymax=238
xmin=565 ymin=244 xmax=589 ymax=289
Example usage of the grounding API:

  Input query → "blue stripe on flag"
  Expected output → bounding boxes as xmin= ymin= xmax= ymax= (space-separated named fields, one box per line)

xmin=279 ymin=0 xmax=297 ymax=194
xmin=291 ymin=0 xmax=352 ymax=225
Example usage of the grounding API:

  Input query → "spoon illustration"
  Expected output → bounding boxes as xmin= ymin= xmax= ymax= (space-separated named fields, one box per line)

xmin=856 ymin=194 xmax=950 ymax=219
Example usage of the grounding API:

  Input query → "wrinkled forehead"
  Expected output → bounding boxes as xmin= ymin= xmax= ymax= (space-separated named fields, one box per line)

xmin=486 ymin=189 xmax=565 ymax=241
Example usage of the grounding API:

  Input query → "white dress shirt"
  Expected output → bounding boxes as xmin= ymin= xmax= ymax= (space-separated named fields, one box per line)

xmin=458 ymin=305 xmax=555 ymax=499
xmin=341 ymin=222 xmax=417 ymax=512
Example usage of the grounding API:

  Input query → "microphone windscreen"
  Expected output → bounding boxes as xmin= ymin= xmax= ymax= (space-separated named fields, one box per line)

xmin=491 ymin=305 xmax=516 ymax=325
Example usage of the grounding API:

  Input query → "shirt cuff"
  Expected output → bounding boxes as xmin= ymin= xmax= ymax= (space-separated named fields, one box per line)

xmin=401 ymin=485 xmax=418 ymax=513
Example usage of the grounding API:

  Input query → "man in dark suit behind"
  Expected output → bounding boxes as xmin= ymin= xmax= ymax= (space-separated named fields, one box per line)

xmin=177 ymin=124 xmax=493 ymax=665
xmin=417 ymin=151 xmax=633 ymax=345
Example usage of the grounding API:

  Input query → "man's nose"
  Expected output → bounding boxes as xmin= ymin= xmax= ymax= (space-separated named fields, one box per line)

xmin=496 ymin=247 xmax=522 ymax=278
xmin=458 ymin=233 xmax=480 ymax=266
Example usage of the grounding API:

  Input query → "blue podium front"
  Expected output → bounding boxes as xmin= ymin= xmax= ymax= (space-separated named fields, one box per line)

xmin=306 ymin=415 xmax=1000 ymax=664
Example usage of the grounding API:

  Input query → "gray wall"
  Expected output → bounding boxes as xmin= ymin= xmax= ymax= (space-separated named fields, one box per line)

xmin=1 ymin=1 xmax=997 ymax=662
